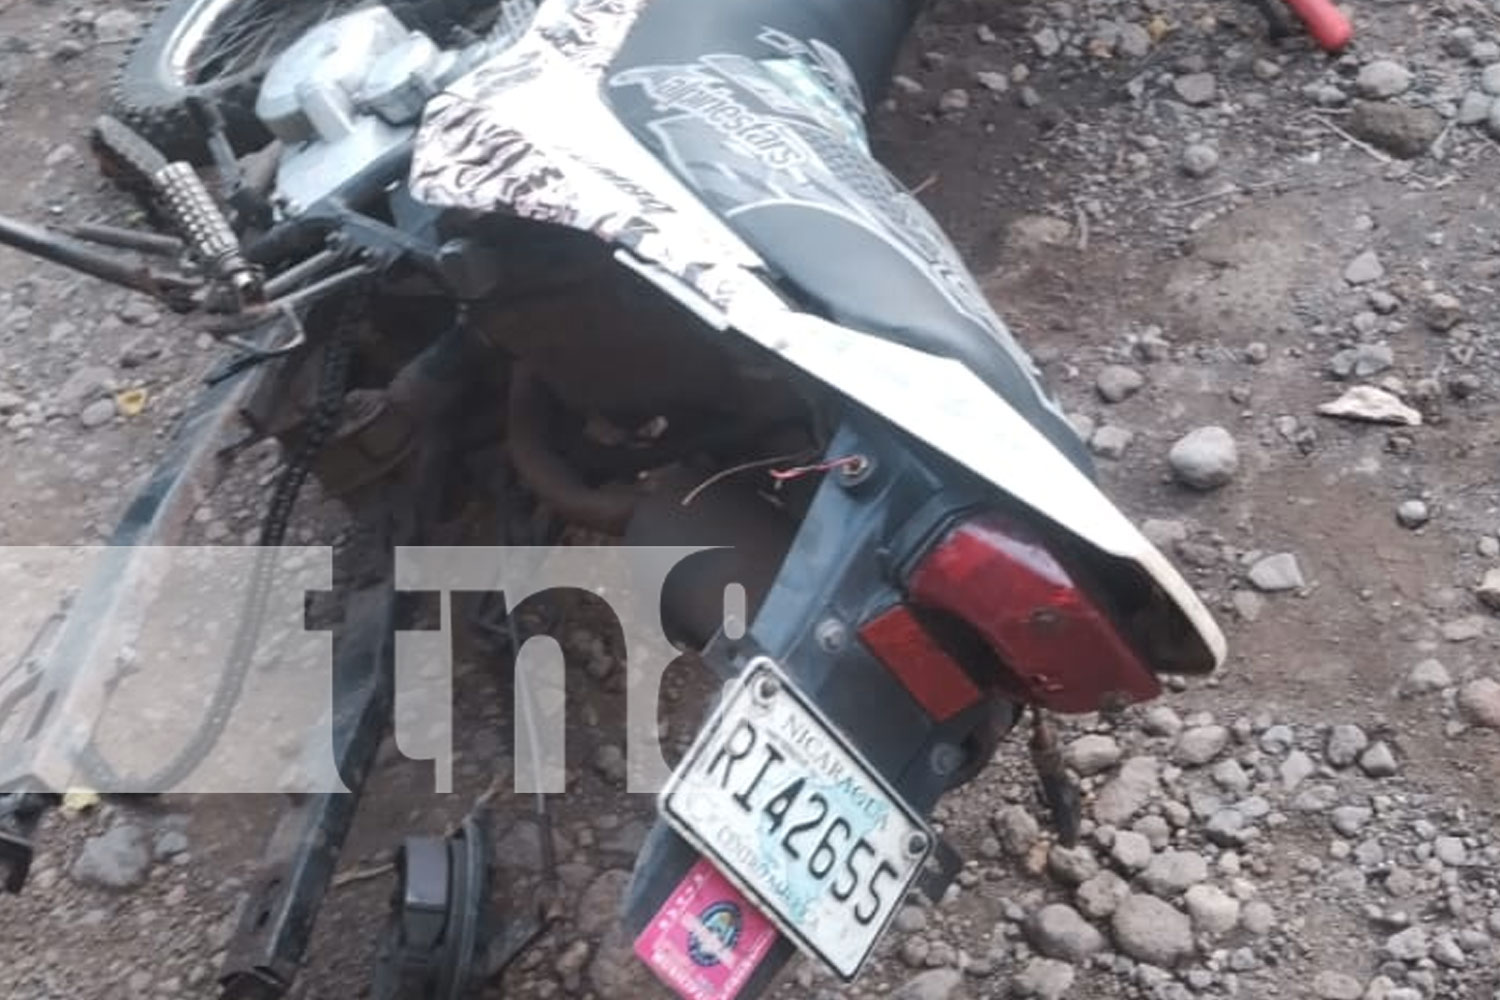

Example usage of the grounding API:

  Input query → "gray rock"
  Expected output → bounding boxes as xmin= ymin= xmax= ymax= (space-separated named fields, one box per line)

xmin=1242 ymin=900 xmax=1274 ymax=935
xmin=1344 ymin=250 xmax=1386 ymax=286
xmin=1434 ymin=836 xmax=1468 ymax=867
xmin=1404 ymin=658 xmax=1452 ymax=695
xmin=57 ymin=365 xmax=114 ymax=410
xmin=1260 ymin=725 xmax=1295 ymax=753
xmin=1140 ymin=850 xmax=1209 ymax=897
xmin=152 ymin=830 xmax=189 ymax=861
xmin=994 ymin=805 xmax=1042 ymax=855
xmin=1249 ymin=553 xmax=1305 ymax=593
xmin=1476 ymin=568 xmax=1500 ymax=611
xmin=1294 ymin=785 xmax=1340 ymax=812
xmin=975 ymin=71 xmax=1008 ymax=93
xmin=1280 ymin=750 xmax=1317 ymax=789
xmin=1204 ymin=808 xmax=1250 ymax=847
xmin=1489 ymin=101 xmax=1500 ymax=141
xmin=1143 ymin=705 xmax=1184 ymax=737
xmin=1094 ymin=756 xmax=1161 ymax=825
xmin=592 ymin=744 xmax=627 ymax=784
xmin=1359 ymin=742 xmax=1398 ymax=778
xmin=1032 ymin=27 xmax=1061 ymax=58
xmin=1432 ymin=935 xmax=1467 ymax=969
xmin=1077 ymin=870 xmax=1130 ymax=919
xmin=1396 ymin=500 xmax=1430 ymax=528
xmin=1065 ymin=735 xmax=1123 ymax=776
xmin=1460 ymin=91 xmax=1494 ymax=125
xmin=1173 ymin=72 xmax=1217 ymax=105
xmin=93 ymin=9 xmax=142 ymax=43
xmin=1384 ymin=926 xmax=1429 ymax=962
xmin=80 ymin=398 xmax=117 ymax=429
xmin=1484 ymin=63 xmax=1500 ymax=96
xmin=1111 ymin=830 xmax=1153 ymax=871
xmin=1331 ymin=805 xmax=1373 ymax=837
xmin=892 ymin=968 xmax=963 ymax=1000
xmin=1048 ymin=844 xmax=1101 ymax=886
xmin=1027 ymin=903 xmax=1106 ymax=961
xmin=1211 ymin=759 xmax=1251 ymax=792
xmin=893 ymin=904 xmax=928 ymax=934
xmin=1325 ymin=725 xmax=1368 ymax=768
xmin=1174 ymin=725 xmax=1230 ymax=767
xmin=1184 ymin=884 xmax=1240 ymax=937
xmin=1329 ymin=342 xmax=1393 ymax=380
xmin=71 ymin=824 xmax=150 ymax=890
xmin=1169 ymin=426 xmax=1238 ymax=490
xmin=1181 ymin=144 xmax=1219 ymax=177
xmin=1112 ymin=894 xmax=1195 ymax=966
xmin=1348 ymin=100 xmax=1442 ymax=159
xmin=1356 ymin=60 xmax=1413 ymax=99
xmin=1091 ymin=424 xmax=1135 ymax=459
xmin=1096 ymin=365 xmax=1145 ymax=403
xmin=1014 ymin=957 xmax=1076 ymax=1000
xmin=1133 ymin=815 xmax=1171 ymax=850
xmin=1423 ymin=292 xmax=1465 ymax=332
xmin=937 ymin=89 xmax=970 ymax=114
xmin=1458 ymin=678 xmax=1500 ymax=729
xmin=1313 ymin=971 xmax=1364 ymax=1000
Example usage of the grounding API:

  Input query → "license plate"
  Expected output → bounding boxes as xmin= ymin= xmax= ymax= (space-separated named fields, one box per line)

xmin=659 ymin=658 xmax=933 ymax=980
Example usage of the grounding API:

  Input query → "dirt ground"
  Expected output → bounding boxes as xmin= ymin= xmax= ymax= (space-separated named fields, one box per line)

xmin=2 ymin=0 xmax=1500 ymax=999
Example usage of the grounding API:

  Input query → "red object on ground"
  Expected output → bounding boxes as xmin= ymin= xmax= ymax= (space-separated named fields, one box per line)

xmin=1283 ymin=0 xmax=1353 ymax=52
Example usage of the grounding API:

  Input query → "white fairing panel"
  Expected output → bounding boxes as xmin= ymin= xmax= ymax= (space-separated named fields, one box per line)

xmin=409 ymin=0 xmax=1226 ymax=668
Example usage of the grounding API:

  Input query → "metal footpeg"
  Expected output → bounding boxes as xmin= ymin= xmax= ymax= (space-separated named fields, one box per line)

xmin=155 ymin=161 xmax=263 ymax=305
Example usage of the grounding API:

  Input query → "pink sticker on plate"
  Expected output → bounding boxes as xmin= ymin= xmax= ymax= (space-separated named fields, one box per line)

xmin=634 ymin=858 xmax=780 ymax=1000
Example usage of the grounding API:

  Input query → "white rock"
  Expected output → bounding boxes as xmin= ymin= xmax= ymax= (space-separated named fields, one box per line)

xmin=1343 ymin=250 xmax=1386 ymax=285
xmin=1174 ymin=725 xmax=1231 ymax=766
xmin=1476 ymin=568 xmax=1500 ymax=611
xmin=1112 ymin=894 xmax=1195 ymax=966
xmin=1065 ymin=735 xmax=1123 ymax=776
xmin=1169 ymin=426 xmax=1239 ymax=490
xmin=1359 ymin=742 xmax=1399 ymax=778
xmin=1458 ymin=678 xmax=1500 ymax=729
xmin=1357 ymin=60 xmax=1413 ymax=99
xmin=1096 ymin=365 xmax=1145 ymax=402
xmin=1248 ymin=553 xmax=1305 ymax=593
xmin=1140 ymin=849 xmax=1209 ymax=896
xmin=1280 ymin=750 xmax=1316 ymax=790
xmin=1014 ymin=957 xmax=1075 ymax=1000
xmin=1181 ymin=144 xmax=1219 ymax=177
xmin=1027 ymin=903 xmax=1106 ymax=961
xmin=1076 ymin=870 xmax=1130 ymax=919
xmin=1111 ymin=830 xmax=1153 ymax=871
xmin=1143 ymin=705 xmax=1184 ymax=737
xmin=1317 ymin=386 xmax=1422 ymax=426
xmin=1484 ymin=63 xmax=1500 ymax=96
xmin=1396 ymin=500 xmax=1430 ymax=528
xmin=1185 ymin=884 xmax=1240 ymax=937
xmin=1403 ymin=658 xmax=1452 ymax=695
xmin=1325 ymin=724 xmax=1368 ymax=768
xmin=1313 ymin=971 xmax=1364 ymax=1000
xmin=1093 ymin=756 xmax=1161 ymax=826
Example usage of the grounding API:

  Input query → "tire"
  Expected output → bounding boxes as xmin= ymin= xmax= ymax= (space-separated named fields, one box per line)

xmin=108 ymin=0 xmax=366 ymax=163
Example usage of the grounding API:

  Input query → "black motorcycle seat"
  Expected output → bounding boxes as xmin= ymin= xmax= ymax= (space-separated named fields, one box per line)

xmin=606 ymin=0 xmax=1094 ymax=475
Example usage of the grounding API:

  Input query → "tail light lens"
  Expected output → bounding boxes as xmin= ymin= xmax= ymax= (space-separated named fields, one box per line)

xmin=862 ymin=512 xmax=1160 ymax=716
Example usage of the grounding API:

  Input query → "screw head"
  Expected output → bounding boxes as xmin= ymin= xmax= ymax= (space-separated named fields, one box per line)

xmin=753 ymin=674 xmax=780 ymax=704
xmin=906 ymin=831 xmax=930 ymax=857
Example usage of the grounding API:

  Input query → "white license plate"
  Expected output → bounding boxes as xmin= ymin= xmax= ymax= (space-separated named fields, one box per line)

xmin=659 ymin=658 xmax=933 ymax=980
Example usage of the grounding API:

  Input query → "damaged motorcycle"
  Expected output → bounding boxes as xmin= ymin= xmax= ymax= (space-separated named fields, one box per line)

xmin=0 ymin=0 xmax=1225 ymax=997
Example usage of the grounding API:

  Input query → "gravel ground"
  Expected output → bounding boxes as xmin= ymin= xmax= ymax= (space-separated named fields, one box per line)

xmin=4 ymin=0 xmax=1500 ymax=999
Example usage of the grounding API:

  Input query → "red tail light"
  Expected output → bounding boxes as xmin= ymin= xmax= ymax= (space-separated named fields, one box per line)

xmin=862 ymin=512 xmax=1160 ymax=716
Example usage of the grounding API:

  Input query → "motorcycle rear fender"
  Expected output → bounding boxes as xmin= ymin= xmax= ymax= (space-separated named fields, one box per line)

xmin=408 ymin=12 xmax=1226 ymax=678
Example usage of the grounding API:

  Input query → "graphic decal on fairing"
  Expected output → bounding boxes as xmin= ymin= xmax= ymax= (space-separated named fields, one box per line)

xmin=605 ymin=49 xmax=1036 ymax=362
